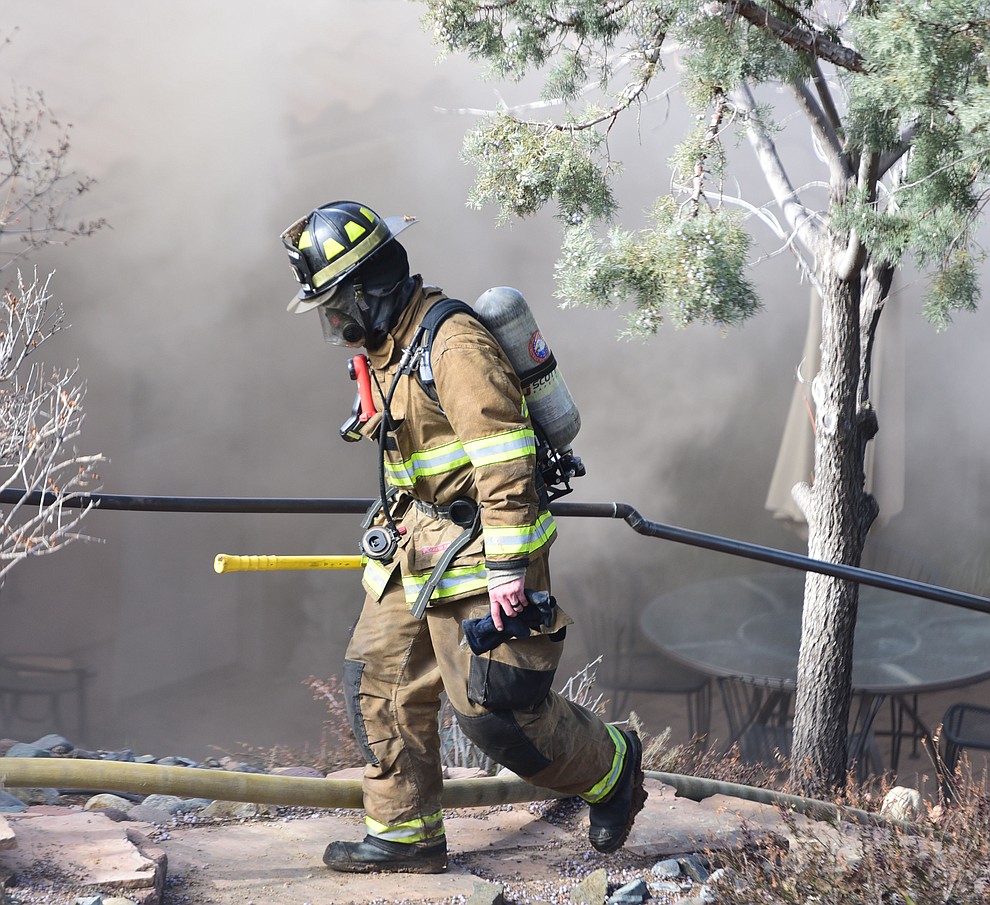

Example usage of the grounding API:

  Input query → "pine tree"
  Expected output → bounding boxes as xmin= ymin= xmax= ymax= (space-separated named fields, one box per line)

xmin=418 ymin=0 xmax=990 ymax=792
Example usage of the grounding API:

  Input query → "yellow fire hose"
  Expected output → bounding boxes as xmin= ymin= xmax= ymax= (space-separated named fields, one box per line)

xmin=0 ymin=758 xmax=561 ymax=809
xmin=0 ymin=759 xmax=903 ymax=830
xmin=214 ymin=554 xmax=363 ymax=573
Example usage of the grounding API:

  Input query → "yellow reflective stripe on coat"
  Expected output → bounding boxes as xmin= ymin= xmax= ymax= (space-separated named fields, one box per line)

xmin=580 ymin=724 xmax=627 ymax=804
xmin=383 ymin=439 xmax=471 ymax=488
xmin=483 ymin=511 xmax=557 ymax=557
xmin=462 ymin=428 xmax=536 ymax=468
xmin=362 ymin=558 xmax=392 ymax=598
xmin=401 ymin=564 xmax=489 ymax=606
xmin=365 ymin=810 xmax=445 ymax=843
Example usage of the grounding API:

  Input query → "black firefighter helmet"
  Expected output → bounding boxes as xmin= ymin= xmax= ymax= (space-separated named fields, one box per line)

xmin=282 ymin=200 xmax=417 ymax=314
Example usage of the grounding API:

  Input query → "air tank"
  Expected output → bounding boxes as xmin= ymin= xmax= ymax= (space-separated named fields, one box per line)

xmin=474 ymin=287 xmax=581 ymax=452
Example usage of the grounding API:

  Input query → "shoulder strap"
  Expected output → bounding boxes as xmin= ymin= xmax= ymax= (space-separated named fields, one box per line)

xmin=416 ymin=298 xmax=476 ymax=401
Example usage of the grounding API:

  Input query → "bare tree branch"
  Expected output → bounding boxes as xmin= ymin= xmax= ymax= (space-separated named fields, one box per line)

xmin=732 ymin=83 xmax=822 ymax=256
xmin=725 ymin=0 xmax=867 ymax=73
xmin=791 ymin=79 xmax=848 ymax=183
xmin=0 ymin=270 xmax=104 ymax=580
xmin=0 ymin=86 xmax=105 ymax=274
xmin=877 ymin=123 xmax=918 ymax=178
xmin=809 ymin=60 xmax=845 ymax=145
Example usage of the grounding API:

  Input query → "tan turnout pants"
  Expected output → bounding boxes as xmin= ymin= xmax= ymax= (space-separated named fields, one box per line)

xmin=342 ymin=573 xmax=620 ymax=837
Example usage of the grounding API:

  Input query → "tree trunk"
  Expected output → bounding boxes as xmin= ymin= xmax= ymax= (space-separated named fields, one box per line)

xmin=789 ymin=237 xmax=881 ymax=794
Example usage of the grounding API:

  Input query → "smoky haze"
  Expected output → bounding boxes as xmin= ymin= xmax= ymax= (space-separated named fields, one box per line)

xmin=1 ymin=1 xmax=988 ymax=758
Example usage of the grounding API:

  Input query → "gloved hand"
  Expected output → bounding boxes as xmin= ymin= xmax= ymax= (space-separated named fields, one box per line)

xmin=461 ymin=590 xmax=556 ymax=655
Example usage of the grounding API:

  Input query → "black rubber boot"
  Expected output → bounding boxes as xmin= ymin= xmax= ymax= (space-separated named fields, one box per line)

xmin=588 ymin=729 xmax=647 ymax=853
xmin=322 ymin=834 xmax=448 ymax=874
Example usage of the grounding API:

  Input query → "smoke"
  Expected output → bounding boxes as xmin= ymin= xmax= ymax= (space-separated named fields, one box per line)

xmin=1 ymin=1 xmax=987 ymax=757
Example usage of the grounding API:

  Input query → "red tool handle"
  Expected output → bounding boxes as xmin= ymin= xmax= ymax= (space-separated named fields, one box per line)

xmin=349 ymin=355 xmax=377 ymax=422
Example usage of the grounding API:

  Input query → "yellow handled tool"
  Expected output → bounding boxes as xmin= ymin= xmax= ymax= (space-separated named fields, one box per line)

xmin=214 ymin=554 xmax=363 ymax=573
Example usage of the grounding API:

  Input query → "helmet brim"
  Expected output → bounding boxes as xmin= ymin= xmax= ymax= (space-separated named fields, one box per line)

xmin=285 ymin=214 xmax=417 ymax=314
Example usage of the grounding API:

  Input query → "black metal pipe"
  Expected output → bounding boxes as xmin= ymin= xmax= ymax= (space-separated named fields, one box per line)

xmin=0 ymin=488 xmax=373 ymax=515
xmin=4 ymin=488 xmax=989 ymax=615
xmin=609 ymin=502 xmax=990 ymax=616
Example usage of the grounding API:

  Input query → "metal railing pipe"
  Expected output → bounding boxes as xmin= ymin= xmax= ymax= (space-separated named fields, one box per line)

xmin=3 ymin=488 xmax=989 ymax=615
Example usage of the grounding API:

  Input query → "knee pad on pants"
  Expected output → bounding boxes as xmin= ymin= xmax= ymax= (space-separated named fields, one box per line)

xmin=468 ymin=655 xmax=556 ymax=711
xmin=343 ymin=658 xmax=379 ymax=766
xmin=452 ymin=707 xmax=551 ymax=777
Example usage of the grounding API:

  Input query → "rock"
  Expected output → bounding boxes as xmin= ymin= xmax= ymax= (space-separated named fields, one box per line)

xmin=141 ymin=795 xmax=213 ymax=817
xmin=84 ymin=794 xmax=135 ymax=812
xmin=652 ymin=857 xmax=682 ymax=879
xmin=466 ymin=879 xmax=506 ymax=905
xmin=5 ymin=787 xmax=61 ymax=806
xmin=154 ymin=755 xmax=197 ymax=767
xmin=217 ymin=756 xmax=265 ymax=773
xmin=881 ymin=786 xmax=922 ymax=822
xmin=140 ymin=794 xmax=188 ymax=815
xmin=681 ymin=854 xmax=711 ymax=883
xmin=571 ymin=867 xmax=609 ymax=905
xmin=701 ymin=867 xmax=745 ymax=903
xmin=4 ymin=743 xmax=50 ymax=758
xmin=73 ymin=896 xmax=104 ymax=905
xmin=126 ymin=804 xmax=174 ymax=825
xmin=1 ymin=814 xmax=15 ymax=850
xmin=102 ymin=899 xmax=140 ymax=905
xmin=96 ymin=808 xmax=131 ymax=823
xmin=0 ymin=791 xmax=27 ymax=813
xmin=31 ymin=734 xmax=74 ymax=754
xmin=608 ymin=878 xmax=649 ymax=904
xmin=99 ymin=749 xmax=136 ymax=763
xmin=201 ymin=800 xmax=276 ymax=819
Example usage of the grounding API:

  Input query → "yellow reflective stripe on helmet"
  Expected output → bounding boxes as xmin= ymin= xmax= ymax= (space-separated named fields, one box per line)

xmin=344 ymin=219 xmax=367 ymax=242
xmin=311 ymin=219 xmax=390 ymax=289
xmin=322 ymin=237 xmax=345 ymax=260
xmin=402 ymin=564 xmax=489 ymax=605
xmin=483 ymin=511 xmax=556 ymax=556
xmin=297 ymin=230 xmax=313 ymax=250
xmin=462 ymin=428 xmax=536 ymax=468
xmin=384 ymin=439 xmax=471 ymax=488
xmin=580 ymin=724 xmax=627 ymax=804
xmin=366 ymin=811 xmax=445 ymax=843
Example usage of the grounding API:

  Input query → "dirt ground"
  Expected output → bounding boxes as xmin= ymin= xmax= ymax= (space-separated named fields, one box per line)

xmin=2 ymin=778 xmax=800 ymax=905
xmin=157 ymin=801 xmax=672 ymax=905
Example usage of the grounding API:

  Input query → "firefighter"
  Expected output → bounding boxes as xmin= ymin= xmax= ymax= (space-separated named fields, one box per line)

xmin=281 ymin=200 xmax=646 ymax=874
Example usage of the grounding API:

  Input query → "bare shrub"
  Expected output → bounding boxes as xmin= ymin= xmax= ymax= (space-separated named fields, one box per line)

xmin=0 ymin=270 xmax=104 ymax=579
xmin=0 ymin=69 xmax=105 ymax=272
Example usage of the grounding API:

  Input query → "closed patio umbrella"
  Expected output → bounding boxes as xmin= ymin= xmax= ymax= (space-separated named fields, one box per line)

xmin=765 ymin=288 xmax=905 ymax=534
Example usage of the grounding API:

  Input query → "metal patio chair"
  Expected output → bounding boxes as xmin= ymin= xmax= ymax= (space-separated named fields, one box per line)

xmin=566 ymin=573 xmax=713 ymax=742
xmin=0 ymin=654 xmax=94 ymax=739
xmin=941 ymin=702 xmax=990 ymax=776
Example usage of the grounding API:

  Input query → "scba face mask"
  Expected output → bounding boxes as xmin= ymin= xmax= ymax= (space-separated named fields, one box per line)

xmin=317 ymin=283 xmax=367 ymax=347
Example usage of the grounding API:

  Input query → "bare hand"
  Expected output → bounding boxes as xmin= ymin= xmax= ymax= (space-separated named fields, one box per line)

xmin=489 ymin=576 xmax=527 ymax=632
